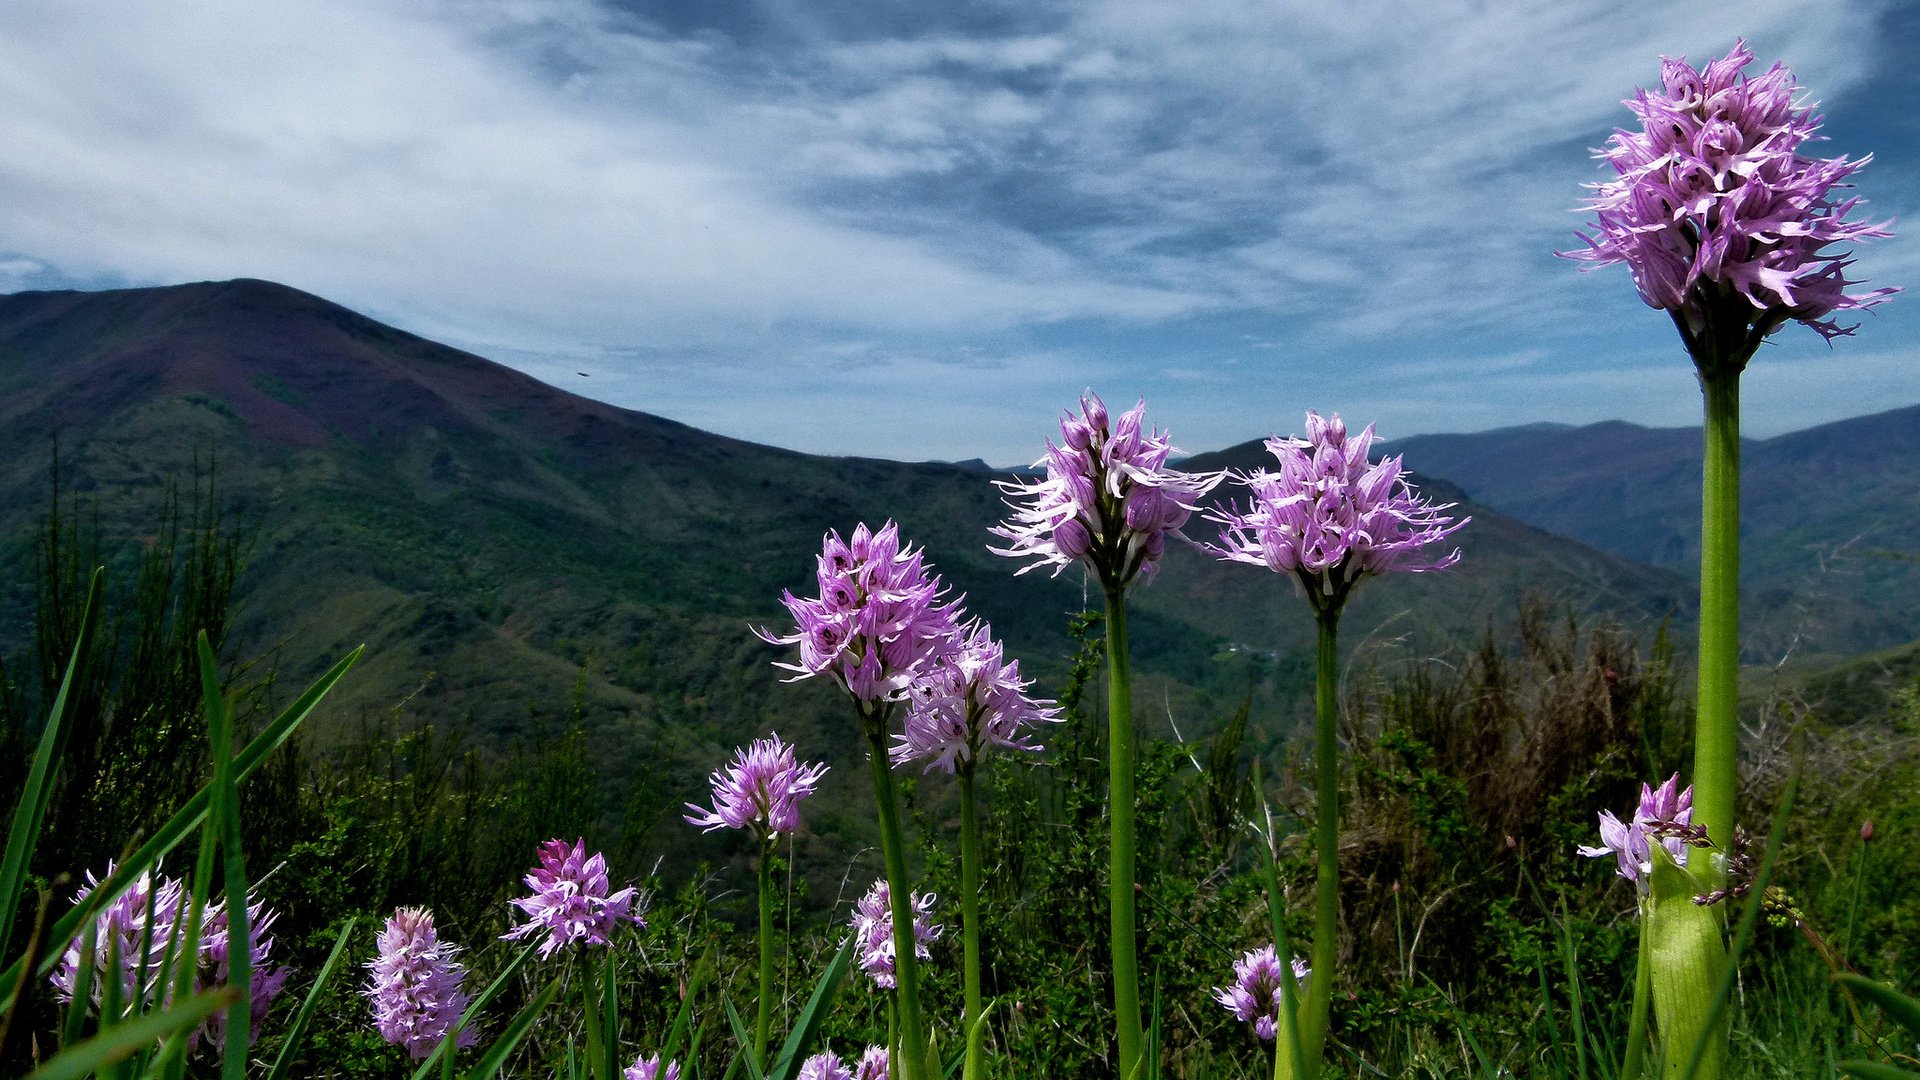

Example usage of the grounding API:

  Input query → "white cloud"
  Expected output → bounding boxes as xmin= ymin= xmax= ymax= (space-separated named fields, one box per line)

xmin=1 ymin=0 xmax=1911 ymax=460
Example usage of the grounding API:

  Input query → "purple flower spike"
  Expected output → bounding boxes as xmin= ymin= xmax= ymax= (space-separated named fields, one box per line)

xmin=200 ymin=894 xmax=293 ymax=1048
xmin=625 ymin=1054 xmax=683 ymax=1080
xmin=891 ymin=619 xmax=1062 ymax=775
xmin=502 ymin=839 xmax=641 ymax=959
xmin=51 ymin=864 xmax=188 ymax=1011
xmin=1562 ymin=39 xmax=1896 ymax=354
xmin=854 ymin=1046 xmax=890 ymax=1080
xmin=850 ymin=878 xmax=942 ymax=989
xmin=991 ymin=391 xmax=1220 ymax=590
xmin=798 ymin=1051 xmax=853 ymax=1080
xmin=1204 ymin=411 xmax=1466 ymax=614
xmin=683 ymin=733 xmax=829 ymax=842
xmin=368 ymin=907 xmax=476 ymax=1060
xmin=757 ymin=520 xmax=965 ymax=709
xmin=1211 ymin=945 xmax=1310 ymax=1042
xmin=1577 ymin=773 xmax=1697 ymax=890
xmin=51 ymin=864 xmax=292 ymax=1052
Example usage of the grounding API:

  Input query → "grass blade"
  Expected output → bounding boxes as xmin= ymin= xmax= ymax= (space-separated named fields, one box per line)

xmin=460 ymin=975 xmax=562 ymax=1080
xmin=26 ymin=988 xmax=236 ymax=1080
xmin=0 ymin=568 xmax=102 ymax=963
xmin=0 ymin=645 xmax=363 ymax=1010
xmin=1835 ymin=1065 xmax=1920 ymax=1080
xmin=660 ymin=947 xmax=713 ymax=1069
xmin=199 ymin=633 xmax=252 ymax=1080
xmin=764 ymin=934 xmax=854 ymax=1080
xmin=1835 ymin=974 xmax=1920 ymax=1040
xmin=604 ymin=948 xmax=620 ymax=1080
xmin=724 ymin=998 xmax=767 ymax=1080
xmin=411 ymin=941 xmax=541 ymax=1080
xmin=265 ymin=917 xmax=357 ymax=1080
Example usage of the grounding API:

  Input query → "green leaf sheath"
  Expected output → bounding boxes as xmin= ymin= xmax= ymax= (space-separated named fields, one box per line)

xmin=1647 ymin=852 xmax=1726 ymax=1080
xmin=1103 ymin=586 xmax=1144 ymax=1080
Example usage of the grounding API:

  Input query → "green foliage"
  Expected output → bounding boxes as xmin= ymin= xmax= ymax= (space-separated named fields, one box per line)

xmin=7 ymin=463 xmax=1920 ymax=1077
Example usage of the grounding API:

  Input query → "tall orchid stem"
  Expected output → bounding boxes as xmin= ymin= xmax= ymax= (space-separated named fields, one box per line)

xmin=1653 ymin=363 xmax=1738 ymax=1080
xmin=1695 ymin=368 xmax=1740 ymax=863
xmin=755 ymin=843 xmax=775 ymax=1073
xmin=1297 ymin=608 xmax=1341 ymax=1080
xmin=959 ymin=764 xmax=986 ymax=1080
xmin=1102 ymin=585 xmax=1144 ymax=1078
xmin=866 ymin=724 xmax=936 ymax=1080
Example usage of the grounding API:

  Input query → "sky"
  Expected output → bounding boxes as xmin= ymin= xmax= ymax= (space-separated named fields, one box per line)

xmin=3 ymin=1 xmax=1917 ymax=466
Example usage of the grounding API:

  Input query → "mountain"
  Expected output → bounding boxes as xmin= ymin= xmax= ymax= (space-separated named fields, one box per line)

xmin=1387 ymin=407 xmax=1920 ymax=661
xmin=0 ymin=279 xmax=1703 ymax=868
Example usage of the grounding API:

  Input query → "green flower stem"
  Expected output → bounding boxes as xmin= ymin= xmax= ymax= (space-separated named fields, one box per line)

xmin=755 ymin=845 xmax=775 ymax=1074
xmin=1655 ymin=362 xmax=1740 ymax=1080
xmin=867 ymin=727 xmax=936 ymax=1080
xmin=1102 ymin=585 xmax=1144 ymax=1079
xmin=959 ymin=764 xmax=986 ymax=1080
xmin=1297 ymin=609 xmax=1341 ymax=1080
xmin=1695 ymin=369 xmax=1741 ymax=859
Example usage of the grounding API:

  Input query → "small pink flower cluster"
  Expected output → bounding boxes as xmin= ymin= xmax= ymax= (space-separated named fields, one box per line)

xmin=757 ymin=520 xmax=965 ymax=705
xmin=1576 ymin=774 xmax=1697 ymax=890
xmin=683 ymin=733 xmax=829 ymax=841
xmin=1211 ymin=945 xmax=1310 ymax=1042
xmin=991 ymin=392 xmax=1219 ymax=589
xmin=892 ymin=619 xmax=1061 ymax=775
xmin=501 ymin=838 xmax=643 ymax=960
xmin=850 ymin=878 xmax=942 ymax=990
xmin=366 ymin=907 xmax=475 ymax=1059
xmin=1204 ymin=411 xmax=1465 ymax=609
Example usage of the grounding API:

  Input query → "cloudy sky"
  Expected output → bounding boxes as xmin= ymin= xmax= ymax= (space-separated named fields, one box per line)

xmin=3 ymin=1 xmax=1916 ymax=464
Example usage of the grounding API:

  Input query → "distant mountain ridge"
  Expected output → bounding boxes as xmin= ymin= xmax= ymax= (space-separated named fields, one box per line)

xmin=0 ymin=278 xmax=1828 ymax=870
xmin=1379 ymin=406 xmax=1920 ymax=658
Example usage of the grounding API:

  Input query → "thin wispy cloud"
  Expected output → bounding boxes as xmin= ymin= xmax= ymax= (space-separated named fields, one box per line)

xmin=1 ymin=0 xmax=1913 ymax=463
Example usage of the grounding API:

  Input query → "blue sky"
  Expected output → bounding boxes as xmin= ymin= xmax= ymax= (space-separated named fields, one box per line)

xmin=3 ymin=1 xmax=1916 ymax=465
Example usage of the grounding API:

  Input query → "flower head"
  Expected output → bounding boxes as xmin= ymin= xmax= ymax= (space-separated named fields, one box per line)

xmin=1211 ymin=945 xmax=1310 ymax=1041
xmin=501 ymin=839 xmax=641 ymax=959
xmin=757 ymin=521 xmax=964 ymax=709
xmin=854 ymin=1046 xmax=890 ymax=1080
xmin=368 ymin=907 xmax=476 ymax=1060
xmin=684 ymin=733 xmax=829 ymax=842
xmin=850 ymin=878 xmax=942 ymax=989
xmin=1577 ymin=774 xmax=1697 ymax=890
xmin=891 ymin=620 xmax=1062 ymax=774
xmin=991 ymin=392 xmax=1220 ymax=589
xmin=1204 ymin=411 xmax=1465 ymax=613
xmin=797 ymin=1051 xmax=853 ymax=1080
xmin=1563 ymin=39 xmax=1896 ymax=355
xmin=625 ymin=1054 xmax=683 ymax=1080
